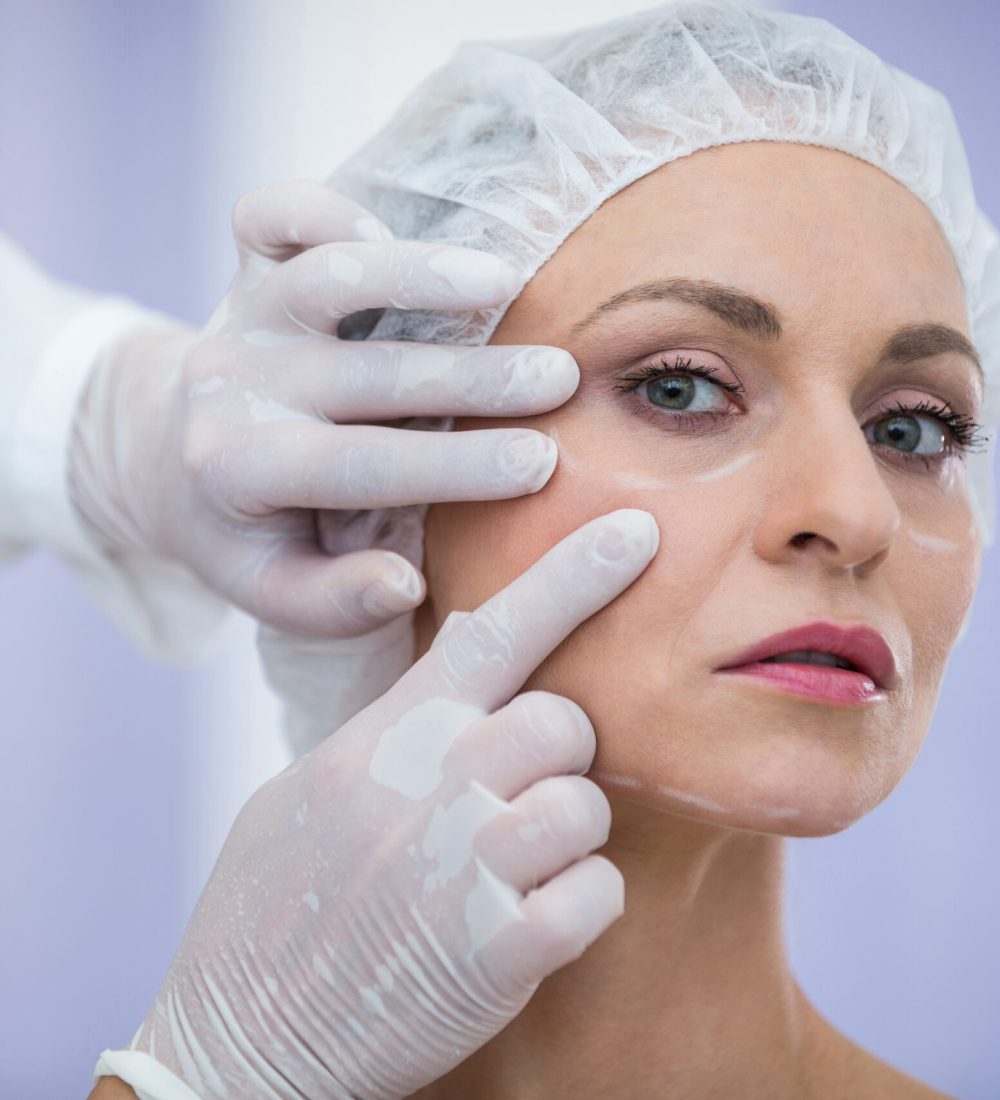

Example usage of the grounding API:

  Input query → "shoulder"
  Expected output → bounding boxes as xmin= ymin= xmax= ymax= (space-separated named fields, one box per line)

xmin=799 ymin=993 xmax=953 ymax=1099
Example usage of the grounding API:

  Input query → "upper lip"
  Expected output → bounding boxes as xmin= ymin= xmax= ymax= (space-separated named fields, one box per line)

xmin=715 ymin=620 xmax=898 ymax=690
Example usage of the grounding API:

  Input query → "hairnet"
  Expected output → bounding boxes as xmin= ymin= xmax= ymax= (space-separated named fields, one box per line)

xmin=330 ymin=0 xmax=1000 ymax=548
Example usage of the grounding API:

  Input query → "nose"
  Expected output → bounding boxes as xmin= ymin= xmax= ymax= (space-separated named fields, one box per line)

xmin=752 ymin=402 xmax=901 ymax=575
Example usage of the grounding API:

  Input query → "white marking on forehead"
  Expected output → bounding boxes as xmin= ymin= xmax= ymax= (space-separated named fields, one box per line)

xmin=658 ymin=784 xmax=732 ymax=814
xmin=545 ymin=426 xmax=576 ymax=473
xmin=327 ymin=249 xmax=364 ymax=285
xmin=906 ymin=527 xmax=960 ymax=553
xmin=368 ymin=697 xmax=484 ymax=799
xmin=302 ymin=891 xmax=320 ymax=913
xmin=693 ymin=451 xmax=758 ymax=482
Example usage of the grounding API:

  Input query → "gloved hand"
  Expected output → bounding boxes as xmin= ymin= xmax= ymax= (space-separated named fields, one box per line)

xmin=69 ymin=179 xmax=577 ymax=636
xmin=110 ymin=509 xmax=659 ymax=1100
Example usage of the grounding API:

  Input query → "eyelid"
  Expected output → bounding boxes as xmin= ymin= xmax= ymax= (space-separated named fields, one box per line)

xmin=626 ymin=348 xmax=745 ymax=390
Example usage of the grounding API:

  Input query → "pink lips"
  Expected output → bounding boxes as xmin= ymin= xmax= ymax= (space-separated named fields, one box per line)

xmin=714 ymin=620 xmax=898 ymax=706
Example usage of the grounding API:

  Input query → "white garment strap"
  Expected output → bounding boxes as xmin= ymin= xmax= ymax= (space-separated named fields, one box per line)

xmin=93 ymin=1050 xmax=204 ymax=1100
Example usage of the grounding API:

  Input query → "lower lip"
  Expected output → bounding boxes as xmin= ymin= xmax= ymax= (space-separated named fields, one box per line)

xmin=715 ymin=662 xmax=883 ymax=705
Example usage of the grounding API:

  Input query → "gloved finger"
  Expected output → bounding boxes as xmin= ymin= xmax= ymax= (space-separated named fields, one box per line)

xmin=474 ymin=775 xmax=611 ymax=893
xmin=475 ymin=854 xmax=624 ymax=991
xmin=399 ymin=509 xmax=659 ymax=713
xmin=445 ymin=692 xmax=595 ymax=800
xmin=231 ymin=422 xmax=559 ymax=511
xmin=274 ymin=241 xmax=520 ymax=334
xmin=232 ymin=179 xmax=394 ymax=262
xmin=285 ymin=341 xmax=579 ymax=420
xmin=238 ymin=544 xmax=425 ymax=637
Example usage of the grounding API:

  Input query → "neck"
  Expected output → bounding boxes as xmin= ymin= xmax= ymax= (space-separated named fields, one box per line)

xmin=415 ymin=795 xmax=817 ymax=1099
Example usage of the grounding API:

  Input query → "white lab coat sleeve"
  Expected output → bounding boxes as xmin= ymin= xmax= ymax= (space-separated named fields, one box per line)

xmin=0 ymin=233 xmax=231 ymax=660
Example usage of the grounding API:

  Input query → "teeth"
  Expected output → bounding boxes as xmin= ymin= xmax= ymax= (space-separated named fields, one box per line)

xmin=762 ymin=650 xmax=855 ymax=670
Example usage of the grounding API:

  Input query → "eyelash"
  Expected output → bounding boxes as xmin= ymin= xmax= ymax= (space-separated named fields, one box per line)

xmin=614 ymin=355 xmax=989 ymax=471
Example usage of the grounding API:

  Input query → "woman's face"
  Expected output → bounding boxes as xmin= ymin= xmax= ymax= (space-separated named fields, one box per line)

xmin=415 ymin=142 xmax=985 ymax=836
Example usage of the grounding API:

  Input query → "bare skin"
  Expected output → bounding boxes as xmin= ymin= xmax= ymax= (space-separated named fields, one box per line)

xmin=408 ymin=142 xmax=981 ymax=1098
xmin=88 ymin=1079 xmax=137 ymax=1099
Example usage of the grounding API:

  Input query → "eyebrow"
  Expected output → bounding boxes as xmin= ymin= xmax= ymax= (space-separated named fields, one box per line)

xmin=570 ymin=277 xmax=782 ymax=340
xmin=570 ymin=276 xmax=983 ymax=383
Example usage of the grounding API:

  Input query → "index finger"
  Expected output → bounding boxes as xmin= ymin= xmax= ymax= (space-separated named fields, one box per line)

xmin=273 ymin=241 xmax=521 ymax=334
xmin=399 ymin=509 xmax=659 ymax=712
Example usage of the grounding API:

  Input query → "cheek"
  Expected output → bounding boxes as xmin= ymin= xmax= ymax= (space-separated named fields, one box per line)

xmin=422 ymin=409 xmax=738 ymax=714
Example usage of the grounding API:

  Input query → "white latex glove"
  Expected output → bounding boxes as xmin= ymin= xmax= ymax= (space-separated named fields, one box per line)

xmin=69 ymin=180 xmax=577 ymax=636
xmin=102 ymin=509 xmax=659 ymax=1100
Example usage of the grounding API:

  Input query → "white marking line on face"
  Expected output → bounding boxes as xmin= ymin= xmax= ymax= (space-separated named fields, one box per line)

xmin=906 ymin=526 xmax=960 ymax=553
xmin=544 ymin=426 xmax=576 ymax=473
xmin=591 ymin=770 xmax=641 ymax=790
xmin=658 ymin=784 xmax=733 ymax=814
xmin=609 ymin=472 xmax=678 ymax=490
xmin=693 ymin=451 xmax=758 ymax=482
xmin=368 ymin=697 xmax=485 ymax=800
xmin=754 ymin=805 xmax=801 ymax=819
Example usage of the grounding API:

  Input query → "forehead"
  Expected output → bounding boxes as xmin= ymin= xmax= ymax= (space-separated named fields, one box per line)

xmin=508 ymin=141 xmax=968 ymax=344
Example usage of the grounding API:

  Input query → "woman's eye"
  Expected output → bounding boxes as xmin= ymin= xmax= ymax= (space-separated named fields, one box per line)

xmin=641 ymin=371 xmax=731 ymax=413
xmin=865 ymin=412 xmax=946 ymax=456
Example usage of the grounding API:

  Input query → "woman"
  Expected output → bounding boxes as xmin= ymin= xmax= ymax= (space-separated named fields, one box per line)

xmin=101 ymin=1 xmax=999 ymax=1096
xmin=406 ymin=137 xmax=985 ymax=1097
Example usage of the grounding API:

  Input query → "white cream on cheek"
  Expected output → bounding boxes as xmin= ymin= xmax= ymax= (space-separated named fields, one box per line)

xmin=905 ymin=526 xmax=960 ymax=553
xmin=545 ymin=425 xmax=761 ymax=488
xmin=693 ymin=450 xmax=759 ymax=482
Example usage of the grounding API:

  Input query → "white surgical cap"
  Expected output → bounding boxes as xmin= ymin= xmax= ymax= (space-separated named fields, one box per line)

xmin=330 ymin=0 xmax=1000 ymax=546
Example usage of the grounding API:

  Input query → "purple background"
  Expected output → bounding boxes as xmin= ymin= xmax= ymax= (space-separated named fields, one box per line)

xmin=0 ymin=2 xmax=997 ymax=1097
xmin=0 ymin=3 xmax=219 ymax=1094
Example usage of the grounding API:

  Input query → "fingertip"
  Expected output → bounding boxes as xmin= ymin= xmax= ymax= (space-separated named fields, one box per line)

xmin=360 ymin=554 xmax=426 ymax=619
xmin=590 ymin=509 xmax=660 ymax=563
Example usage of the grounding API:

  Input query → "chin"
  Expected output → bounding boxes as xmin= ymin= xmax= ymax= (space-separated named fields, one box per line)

xmin=587 ymin=699 xmax=921 ymax=840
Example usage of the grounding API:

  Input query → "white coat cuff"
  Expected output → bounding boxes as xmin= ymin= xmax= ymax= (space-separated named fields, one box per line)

xmin=8 ymin=296 xmax=161 ymax=559
xmin=8 ymin=296 xmax=232 ymax=661
xmin=94 ymin=1050 xmax=205 ymax=1100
